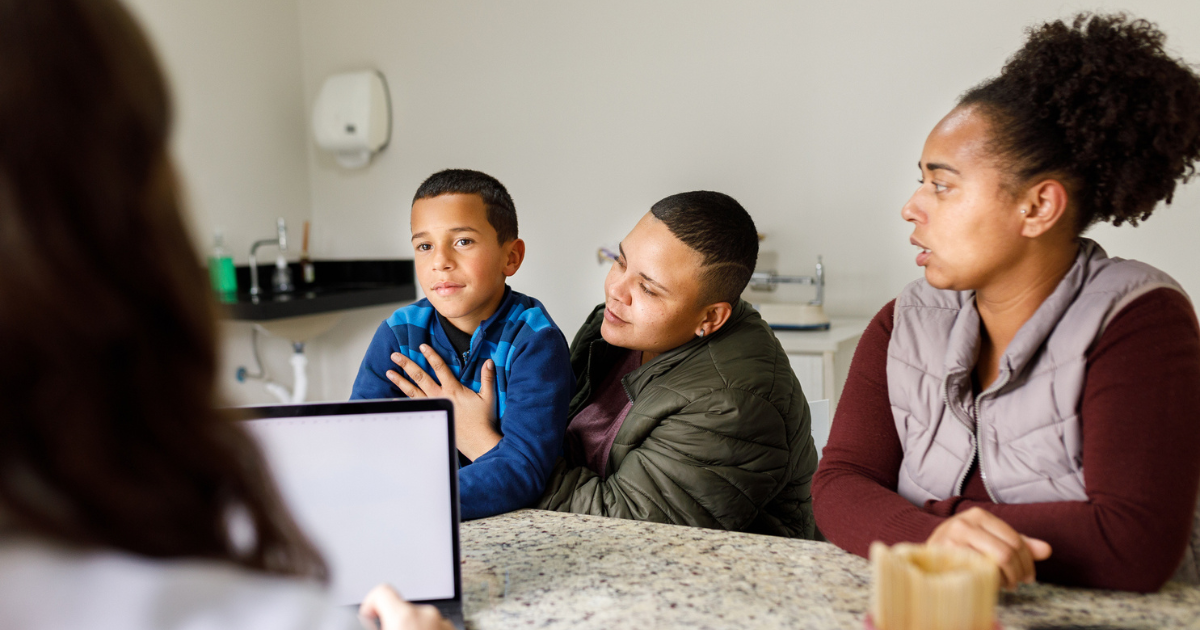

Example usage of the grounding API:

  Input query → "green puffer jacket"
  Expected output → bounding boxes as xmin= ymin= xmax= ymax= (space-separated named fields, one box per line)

xmin=537 ymin=300 xmax=818 ymax=538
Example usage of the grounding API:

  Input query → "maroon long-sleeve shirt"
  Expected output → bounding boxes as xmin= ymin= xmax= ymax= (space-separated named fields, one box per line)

xmin=812 ymin=288 xmax=1200 ymax=592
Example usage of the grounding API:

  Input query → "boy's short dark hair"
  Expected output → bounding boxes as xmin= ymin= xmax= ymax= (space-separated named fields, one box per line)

xmin=413 ymin=169 xmax=518 ymax=243
xmin=650 ymin=191 xmax=758 ymax=306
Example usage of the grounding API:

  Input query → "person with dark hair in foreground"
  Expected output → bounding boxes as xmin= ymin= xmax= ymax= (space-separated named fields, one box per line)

xmin=812 ymin=13 xmax=1200 ymax=593
xmin=536 ymin=191 xmax=819 ymax=538
xmin=0 ymin=0 xmax=448 ymax=628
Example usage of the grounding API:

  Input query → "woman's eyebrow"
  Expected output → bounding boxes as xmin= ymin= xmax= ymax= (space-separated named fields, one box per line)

xmin=923 ymin=161 xmax=961 ymax=175
xmin=640 ymin=272 xmax=670 ymax=294
xmin=618 ymin=243 xmax=671 ymax=294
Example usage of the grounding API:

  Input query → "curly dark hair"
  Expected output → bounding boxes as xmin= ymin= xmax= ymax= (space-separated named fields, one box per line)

xmin=960 ymin=13 xmax=1200 ymax=231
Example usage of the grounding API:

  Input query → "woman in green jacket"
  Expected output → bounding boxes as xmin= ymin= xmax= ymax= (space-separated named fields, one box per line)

xmin=537 ymin=191 xmax=818 ymax=538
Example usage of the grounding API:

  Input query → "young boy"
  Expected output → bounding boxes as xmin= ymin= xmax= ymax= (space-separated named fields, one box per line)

xmin=351 ymin=169 xmax=573 ymax=521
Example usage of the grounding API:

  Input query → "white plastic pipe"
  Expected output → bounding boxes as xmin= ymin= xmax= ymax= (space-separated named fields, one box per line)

xmin=264 ymin=381 xmax=291 ymax=405
xmin=263 ymin=343 xmax=308 ymax=404
xmin=288 ymin=346 xmax=308 ymax=403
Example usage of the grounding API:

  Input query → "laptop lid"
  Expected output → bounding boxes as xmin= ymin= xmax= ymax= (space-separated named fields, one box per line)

xmin=238 ymin=399 xmax=460 ymax=607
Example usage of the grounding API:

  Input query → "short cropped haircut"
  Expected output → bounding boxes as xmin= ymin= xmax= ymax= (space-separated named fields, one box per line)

xmin=413 ymin=169 xmax=518 ymax=243
xmin=650 ymin=191 xmax=759 ymax=305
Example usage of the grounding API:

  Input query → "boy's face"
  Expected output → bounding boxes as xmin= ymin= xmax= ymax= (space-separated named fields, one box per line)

xmin=410 ymin=193 xmax=524 ymax=333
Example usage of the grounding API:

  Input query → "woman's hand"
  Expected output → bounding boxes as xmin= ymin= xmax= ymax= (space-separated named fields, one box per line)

xmin=386 ymin=345 xmax=502 ymax=460
xmin=927 ymin=507 xmax=1053 ymax=590
xmin=358 ymin=584 xmax=454 ymax=630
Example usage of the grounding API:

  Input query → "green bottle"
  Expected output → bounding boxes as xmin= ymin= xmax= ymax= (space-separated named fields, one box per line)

xmin=208 ymin=231 xmax=237 ymax=302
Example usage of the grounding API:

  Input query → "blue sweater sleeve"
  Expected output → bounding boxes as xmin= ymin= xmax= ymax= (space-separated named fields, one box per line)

xmin=350 ymin=320 xmax=406 ymax=400
xmin=457 ymin=327 xmax=574 ymax=520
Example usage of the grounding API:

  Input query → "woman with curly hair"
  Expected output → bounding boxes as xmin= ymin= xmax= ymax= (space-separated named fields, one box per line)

xmin=812 ymin=13 xmax=1200 ymax=593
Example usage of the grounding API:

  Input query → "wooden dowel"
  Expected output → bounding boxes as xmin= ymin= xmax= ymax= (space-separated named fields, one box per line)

xmin=869 ymin=542 xmax=998 ymax=630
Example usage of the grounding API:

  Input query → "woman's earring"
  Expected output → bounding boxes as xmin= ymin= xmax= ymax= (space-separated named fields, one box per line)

xmin=1021 ymin=208 xmax=1027 ymax=214
xmin=697 ymin=330 xmax=706 ymax=338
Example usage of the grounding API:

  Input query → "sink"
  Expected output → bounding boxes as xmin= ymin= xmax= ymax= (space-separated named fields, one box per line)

xmin=253 ymin=311 xmax=344 ymax=342
xmin=221 ymin=259 xmax=415 ymax=322
xmin=220 ymin=259 xmax=414 ymax=404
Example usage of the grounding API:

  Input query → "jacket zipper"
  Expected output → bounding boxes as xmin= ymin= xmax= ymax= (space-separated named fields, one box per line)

xmin=458 ymin=327 xmax=477 ymax=383
xmin=449 ymin=346 xmax=470 ymax=384
xmin=463 ymin=347 xmax=484 ymax=391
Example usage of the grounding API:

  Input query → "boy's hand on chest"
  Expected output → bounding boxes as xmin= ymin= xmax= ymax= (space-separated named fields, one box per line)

xmin=387 ymin=344 xmax=502 ymax=460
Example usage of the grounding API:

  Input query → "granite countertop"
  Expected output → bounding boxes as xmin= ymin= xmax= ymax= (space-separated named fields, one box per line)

xmin=460 ymin=510 xmax=1200 ymax=630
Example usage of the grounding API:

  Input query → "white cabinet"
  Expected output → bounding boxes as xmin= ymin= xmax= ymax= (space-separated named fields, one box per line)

xmin=773 ymin=319 xmax=868 ymax=457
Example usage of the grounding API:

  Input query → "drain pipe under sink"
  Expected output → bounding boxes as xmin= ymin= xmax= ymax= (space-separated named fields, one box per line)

xmin=263 ymin=342 xmax=308 ymax=404
xmin=237 ymin=329 xmax=309 ymax=404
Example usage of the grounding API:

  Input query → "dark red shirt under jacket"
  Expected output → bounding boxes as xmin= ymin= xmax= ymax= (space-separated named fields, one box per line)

xmin=812 ymin=288 xmax=1200 ymax=592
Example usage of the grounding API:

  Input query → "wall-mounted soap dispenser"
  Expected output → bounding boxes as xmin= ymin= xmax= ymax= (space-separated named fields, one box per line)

xmin=311 ymin=70 xmax=391 ymax=169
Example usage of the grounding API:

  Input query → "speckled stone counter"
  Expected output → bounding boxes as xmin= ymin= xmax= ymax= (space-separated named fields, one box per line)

xmin=459 ymin=509 xmax=1200 ymax=629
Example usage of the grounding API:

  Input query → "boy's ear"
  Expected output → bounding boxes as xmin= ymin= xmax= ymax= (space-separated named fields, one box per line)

xmin=502 ymin=239 xmax=525 ymax=277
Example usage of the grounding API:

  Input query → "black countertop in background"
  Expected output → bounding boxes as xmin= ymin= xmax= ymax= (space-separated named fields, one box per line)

xmin=220 ymin=259 xmax=415 ymax=321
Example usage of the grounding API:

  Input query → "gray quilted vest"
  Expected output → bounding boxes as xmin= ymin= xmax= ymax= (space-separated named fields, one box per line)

xmin=887 ymin=238 xmax=1199 ymax=583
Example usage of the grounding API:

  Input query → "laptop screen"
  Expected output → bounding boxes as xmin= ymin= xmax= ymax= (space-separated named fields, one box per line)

xmin=242 ymin=400 xmax=458 ymax=605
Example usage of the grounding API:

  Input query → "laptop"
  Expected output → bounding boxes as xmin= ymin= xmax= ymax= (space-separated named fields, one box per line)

xmin=238 ymin=399 xmax=464 ymax=629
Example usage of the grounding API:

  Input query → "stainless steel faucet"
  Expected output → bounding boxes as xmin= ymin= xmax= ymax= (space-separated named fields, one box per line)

xmin=249 ymin=218 xmax=288 ymax=297
xmin=748 ymin=255 xmax=826 ymax=306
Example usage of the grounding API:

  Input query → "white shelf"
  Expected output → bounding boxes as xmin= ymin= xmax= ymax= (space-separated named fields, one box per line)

xmin=771 ymin=318 xmax=871 ymax=353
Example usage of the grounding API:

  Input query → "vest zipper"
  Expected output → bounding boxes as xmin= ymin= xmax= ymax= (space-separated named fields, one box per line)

xmin=947 ymin=385 xmax=977 ymax=497
xmin=970 ymin=372 xmax=1010 ymax=503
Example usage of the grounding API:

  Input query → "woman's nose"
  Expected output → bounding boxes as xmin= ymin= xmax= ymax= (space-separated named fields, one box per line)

xmin=901 ymin=193 xmax=925 ymax=224
xmin=605 ymin=267 xmax=631 ymax=304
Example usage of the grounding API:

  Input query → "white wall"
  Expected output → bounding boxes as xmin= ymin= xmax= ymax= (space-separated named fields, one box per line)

xmin=129 ymin=0 xmax=1200 ymax=403
xmin=292 ymin=0 xmax=1200 ymax=400
xmin=123 ymin=0 xmax=312 ymax=261
xmin=122 ymin=0 xmax=316 ymax=405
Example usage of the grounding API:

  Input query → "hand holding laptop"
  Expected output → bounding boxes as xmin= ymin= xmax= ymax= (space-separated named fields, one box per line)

xmin=244 ymin=400 xmax=467 ymax=629
xmin=359 ymin=584 xmax=455 ymax=630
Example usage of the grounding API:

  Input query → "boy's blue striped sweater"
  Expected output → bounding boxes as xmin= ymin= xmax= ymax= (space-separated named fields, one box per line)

xmin=350 ymin=286 xmax=574 ymax=520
